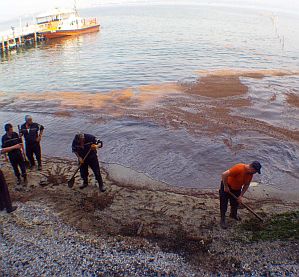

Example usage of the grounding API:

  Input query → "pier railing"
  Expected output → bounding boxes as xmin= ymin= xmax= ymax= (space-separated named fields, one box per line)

xmin=0 ymin=24 xmax=42 ymax=52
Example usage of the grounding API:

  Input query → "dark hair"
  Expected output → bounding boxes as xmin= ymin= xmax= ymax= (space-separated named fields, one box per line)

xmin=4 ymin=123 xmax=13 ymax=132
xmin=250 ymin=161 xmax=262 ymax=174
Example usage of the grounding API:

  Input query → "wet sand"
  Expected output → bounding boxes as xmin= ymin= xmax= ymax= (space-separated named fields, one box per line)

xmin=2 ymin=156 xmax=298 ymax=239
xmin=0 ymin=158 xmax=298 ymax=275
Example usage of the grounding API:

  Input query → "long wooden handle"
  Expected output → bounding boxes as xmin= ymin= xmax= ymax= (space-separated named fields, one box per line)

xmin=70 ymin=148 xmax=92 ymax=180
xmin=18 ymin=125 xmax=29 ymax=161
xmin=228 ymin=191 xmax=264 ymax=222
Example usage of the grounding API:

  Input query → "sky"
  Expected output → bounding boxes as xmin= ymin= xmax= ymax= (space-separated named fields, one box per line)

xmin=0 ymin=0 xmax=298 ymax=23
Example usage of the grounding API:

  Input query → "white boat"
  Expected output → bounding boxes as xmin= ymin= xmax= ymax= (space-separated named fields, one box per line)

xmin=37 ymin=7 xmax=100 ymax=39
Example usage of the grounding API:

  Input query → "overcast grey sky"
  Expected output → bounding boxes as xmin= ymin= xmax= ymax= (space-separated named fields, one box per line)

xmin=0 ymin=0 xmax=298 ymax=23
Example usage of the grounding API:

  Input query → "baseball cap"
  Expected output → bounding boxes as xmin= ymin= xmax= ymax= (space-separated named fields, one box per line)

xmin=77 ymin=133 xmax=85 ymax=139
xmin=251 ymin=161 xmax=262 ymax=174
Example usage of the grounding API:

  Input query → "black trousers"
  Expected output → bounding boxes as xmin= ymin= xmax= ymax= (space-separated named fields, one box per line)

xmin=0 ymin=170 xmax=13 ymax=212
xmin=80 ymin=155 xmax=103 ymax=186
xmin=219 ymin=181 xmax=241 ymax=219
xmin=9 ymin=154 xmax=26 ymax=178
xmin=26 ymin=142 xmax=41 ymax=166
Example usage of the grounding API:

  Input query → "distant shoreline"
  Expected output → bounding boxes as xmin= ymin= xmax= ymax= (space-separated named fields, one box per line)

xmin=1 ymin=2 xmax=299 ymax=32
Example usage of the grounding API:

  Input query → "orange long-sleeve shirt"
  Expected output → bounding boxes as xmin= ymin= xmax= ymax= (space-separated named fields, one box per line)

xmin=227 ymin=163 xmax=253 ymax=190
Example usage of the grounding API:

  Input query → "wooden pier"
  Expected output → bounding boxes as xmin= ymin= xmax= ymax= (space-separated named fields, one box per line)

xmin=0 ymin=24 xmax=45 ymax=53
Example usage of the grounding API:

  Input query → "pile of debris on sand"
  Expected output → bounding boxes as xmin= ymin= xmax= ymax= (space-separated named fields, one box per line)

xmin=0 ymin=157 xmax=298 ymax=276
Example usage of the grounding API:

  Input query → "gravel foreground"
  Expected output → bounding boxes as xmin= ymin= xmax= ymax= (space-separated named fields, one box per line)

xmin=0 ymin=160 xmax=298 ymax=276
xmin=0 ymin=201 xmax=197 ymax=276
xmin=1 ymin=201 xmax=298 ymax=277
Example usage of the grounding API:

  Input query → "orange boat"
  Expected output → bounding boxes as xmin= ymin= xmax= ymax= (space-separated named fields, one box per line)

xmin=37 ymin=8 xmax=100 ymax=39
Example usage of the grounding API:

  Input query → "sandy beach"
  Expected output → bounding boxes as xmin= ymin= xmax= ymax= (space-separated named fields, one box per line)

xmin=1 ymin=3 xmax=299 ymax=275
xmin=1 ymin=68 xmax=298 ymax=275
xmin=0 ymin=157 xmax=298 ymax=276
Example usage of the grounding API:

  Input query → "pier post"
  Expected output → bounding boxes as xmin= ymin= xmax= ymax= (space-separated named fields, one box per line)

xmin=1 ymin=37 xmax=4 ymax=52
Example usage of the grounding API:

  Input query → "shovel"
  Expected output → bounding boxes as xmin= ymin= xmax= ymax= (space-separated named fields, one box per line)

xmin=17 ymin=125 xmax=31 ymax=168
xmin=228 ymin=191 xmax=264 ymax=222
xmin=68 ymin=148 xmax=92 ymax=188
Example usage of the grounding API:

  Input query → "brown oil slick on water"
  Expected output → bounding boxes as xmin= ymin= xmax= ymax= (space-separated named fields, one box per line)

xmin=195 ymin=69 xmax=299 ymax=79
xmin=187 ymin=69 xmax=299 ymax=98
xmin=15 ymin=83 xmax=180 ymax=115
xmin=184 ymin=75 xmax=248 ymax=98
xmin=1 ymin=69 xmax=298 ymax=144
xmin=0 ymin=69 xmax=298 ymax=190
xmin=54 ymin=111 xmax=73 ymax=117
xmin=286 ymin=92 xmax=299 ymax=108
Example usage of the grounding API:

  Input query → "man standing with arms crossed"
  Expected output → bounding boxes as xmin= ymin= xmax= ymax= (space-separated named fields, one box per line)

xmin=220 ymin=161 xmax=262 ymax=229
xmin=20 ymin=115 xmax=44 ymax=170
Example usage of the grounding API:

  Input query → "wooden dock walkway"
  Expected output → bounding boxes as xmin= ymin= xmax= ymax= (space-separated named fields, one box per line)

xmin=0 ymin=24 xmax=45 ymax=52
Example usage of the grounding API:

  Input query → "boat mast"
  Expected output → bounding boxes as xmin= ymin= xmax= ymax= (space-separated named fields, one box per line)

xmin=74 ymin=0 xmax=79 ymax=16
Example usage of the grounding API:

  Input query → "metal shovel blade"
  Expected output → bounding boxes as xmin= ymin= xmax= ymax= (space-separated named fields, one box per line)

xmin=68 ymin=178 xmax=75 ymax=188
xmin=24 ymin=160 xmax=31 ymax=169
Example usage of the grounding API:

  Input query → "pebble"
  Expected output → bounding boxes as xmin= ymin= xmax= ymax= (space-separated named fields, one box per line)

xmin=0 ymin=202 xmax=198 ymax=276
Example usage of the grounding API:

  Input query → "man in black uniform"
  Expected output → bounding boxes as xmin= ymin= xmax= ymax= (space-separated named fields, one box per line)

xmin=0 ymin=144 xmax=22 ymax=213
xmin=72 ymin=133 xmax=106 ymax=192
xmin=2 ymin=123 xmax=27 ymax=184
xmin=20 ymin=115 xmax=44 ymax=170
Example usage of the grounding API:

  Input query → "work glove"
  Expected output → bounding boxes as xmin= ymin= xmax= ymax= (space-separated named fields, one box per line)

xmin=91 ymin=144 xmax=98 ymax=151
xmin=36 ymin=135 xmax=42 ymax=143
xmin=237 ymin=196 xmax=243 ymax=204
xmin=78 ymin=157 xmax=84 ymax=165
xmin=224 ymin=184 xmax=230 ymax=193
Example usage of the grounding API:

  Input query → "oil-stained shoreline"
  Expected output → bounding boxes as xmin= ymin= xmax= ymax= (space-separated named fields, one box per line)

xmin=0 ymin=156 xmax=298 ymax=275
xmin=0 ymin=69 xmax=298 ymax=190
xmin=0 ymin=69 xmax=298 ymax=275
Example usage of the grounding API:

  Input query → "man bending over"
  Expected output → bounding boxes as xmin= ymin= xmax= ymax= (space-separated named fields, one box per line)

xmin=220 ymin=161 xmax=262 ymax=229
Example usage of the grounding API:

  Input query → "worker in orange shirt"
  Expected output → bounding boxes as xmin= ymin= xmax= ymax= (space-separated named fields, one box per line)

xmin=220 ymin=161 xmax=262 ymax=229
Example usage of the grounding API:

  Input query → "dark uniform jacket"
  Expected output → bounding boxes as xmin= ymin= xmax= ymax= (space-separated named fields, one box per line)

xmin=20 ymin=123 xmax=44 ymax=145
xmin=1 ymin=132 xmax=22 ymax=159
xmin=72 ymin=134 xmax=99 ymax=159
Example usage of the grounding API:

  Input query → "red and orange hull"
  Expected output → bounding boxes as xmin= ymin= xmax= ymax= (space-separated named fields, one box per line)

xmin=42 ymin=24 xmax=100 ymax=39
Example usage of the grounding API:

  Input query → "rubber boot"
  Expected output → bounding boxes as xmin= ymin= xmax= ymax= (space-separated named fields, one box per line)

xmin=79 ymin=180 xmax=88 ymax=190
xmin=220 ymin=215 xmax=228 ymax=229
xmin=23 ymin=174 xmax=28 ymax=185
xmin=98 ymin=182 xmax=106 ymax=193
xmin=7 ymin=206 xmax=17 ymax=213
xmin=17 ymin=177 xmax=21 ymax=185
xmin=230 ymin=207 xmax=242 ymax=221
